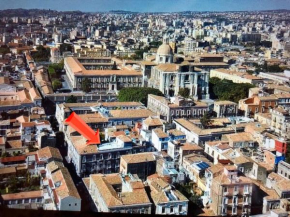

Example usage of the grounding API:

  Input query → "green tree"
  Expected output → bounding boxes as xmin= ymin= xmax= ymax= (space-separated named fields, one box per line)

xmin=52 ymin=79 xmax=62 ymax=90
xmin=48 ymin=66 xmax=56 ymax=78
xmin=48 ymin=61 xmax=64 ymax=79
xmin=209 ymin=77 xmax=254 ymax=103
xmin=268 ymin=65 xmax=282 ymax=72
xmin=149 ymin=41 xmax=162 ymax=48
xmin=118 ymin=87 xmax=164 ymax=106
xmin=81 ymin=78 xmax=92 ymax=93
xmin=200 ymin=112 xmax=212 ymax=129
xmin=178 ymin=88 xmax=190 ymax=98
xmin=59 ymin=43 xmax=73 ymax=54
xmin=30 ymin=45 xmax=50 ymax=62
xmin=0 ymin=46 xmax=10 ymax=55
xmin=1 ymin=152 xmax=11 ymax=158
xmin=66 ymin=95 xmax=77 ymax=103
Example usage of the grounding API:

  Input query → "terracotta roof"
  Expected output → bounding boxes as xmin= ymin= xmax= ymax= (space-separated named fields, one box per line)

xmin=153 ymin=128 xmax=168 ymax=138
xmin=37 ymin=147 xmax=63 ymax=161
xmin=180 ymin=143 xmax=203 ymax=151
xmin=29 ymin=88 xmax=41 ymax=100
xmin=110 ymin=109 xmax=155 ymax=118
xmin=0 ymin=77 xmax=10 ymax=84
xmin=212 ymin=172 xmax=252 ymax=189
xmin=6 ymin=140 xmax=23 ymax=149
xmin=103 ymin=173 xmax=122 ymax=185
xmin=121 ymin=152 xmax=155 ymax=164
xmin=89 ymin=174 xmax=151 ymax=207
xmin=143 ymin=116 xmax=163 ymax=127
xmin=168 ymin=129 xmax=185 ymax=137
xmin=46 ymin=161 xmax=64 ymax=173
xmin=211 ymin=68 xmax=262 ymax=80
xmin=101 ymin=102 xmax=143 ymax=107
xmin=155 ymin=63 xmax=178 ymax=72
xmin=65 ymin=57 xmax=142 ymax=76
xmin=225 ymin=132 xmax=254 ymax=142
xmin=21 ymin=122 xmax=36 ymax=127
xmin=214 ymin=100 xmax=237 ymax=105
xmin=117 ymin=135 xmax=132 ymax=143
xmin=268 ymin=172 xmax=290 ymax=192
xmin=207 ymin=163 xmax=225 ymax=175
xmin=51 ymin=167 xmax=80 ymax=200
xmin=78 ymin=113 xmax=108 ymax=123
xmin=17 ymin=90 xmax=33 ymax=103
xmin=0 ymin=136 xmax=5 ymax=145
xmin=0 ymin=155 xmax=26 ymax=163
xmin=1 ymin=190 xmax=43 ymax=201
xmin=70 ymin=136 xmax=98 ymax=154
xmin=0 ymin=166 xmax=16 ymax=175
xmin=90 ymin=174 xmax=122 ymax=207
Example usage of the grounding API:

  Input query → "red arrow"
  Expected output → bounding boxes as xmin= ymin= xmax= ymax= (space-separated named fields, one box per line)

xmin=65 ymin=112 xmax=100 ymax=145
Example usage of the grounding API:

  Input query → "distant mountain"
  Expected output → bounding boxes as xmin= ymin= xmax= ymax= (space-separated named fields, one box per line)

xmin=109 ymin=10 xmax=138 ymax=14
xmin=0 ymin=8 xmax=84 ymax=17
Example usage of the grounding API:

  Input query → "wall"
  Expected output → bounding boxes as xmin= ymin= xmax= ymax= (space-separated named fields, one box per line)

xmin=59 ymin=196 xmax=81 ymax=211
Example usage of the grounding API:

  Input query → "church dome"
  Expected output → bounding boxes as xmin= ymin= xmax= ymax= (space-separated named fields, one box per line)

xmin=157 ymin=43 xmax=173 ymax=55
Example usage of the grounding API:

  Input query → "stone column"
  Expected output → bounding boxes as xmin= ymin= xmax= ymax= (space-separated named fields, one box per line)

xmin=190 ymin=74 xmax=194 ymax=96
xmin=175 ymin=74 xmax=180 ymax=96
xmin=194 ymin=73 xmax=198 ymax=98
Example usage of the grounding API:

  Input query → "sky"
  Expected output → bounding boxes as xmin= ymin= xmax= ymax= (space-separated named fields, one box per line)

xmin=0 ymin=0 xmax=290 ymax=12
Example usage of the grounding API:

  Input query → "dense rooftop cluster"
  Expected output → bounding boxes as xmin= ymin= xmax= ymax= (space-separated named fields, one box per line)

xmin=0 ymin=8 xmax=289 ymax=217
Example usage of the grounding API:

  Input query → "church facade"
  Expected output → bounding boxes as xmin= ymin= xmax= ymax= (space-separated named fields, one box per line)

xmin=148 ymin=37 xmax=210 ymax=100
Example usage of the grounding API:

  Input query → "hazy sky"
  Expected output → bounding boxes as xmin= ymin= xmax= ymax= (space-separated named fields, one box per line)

xmin=0 ymin=0 xmax=289 ymax=12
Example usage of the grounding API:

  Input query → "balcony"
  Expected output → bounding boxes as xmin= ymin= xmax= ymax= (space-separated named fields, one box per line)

xmin=243 ymin=190 xmax=250 ymax=195
xmin=233 ymin=191 xmax=239 ymax=195
xmin=223 ymin=192 xmax=229 ymax=196
xmin=243 ymin=201 xmax=249 ymax=206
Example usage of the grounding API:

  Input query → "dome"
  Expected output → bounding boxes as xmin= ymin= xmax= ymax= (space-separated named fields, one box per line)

xmin=157 ymin=43 xmax=173 ymax=55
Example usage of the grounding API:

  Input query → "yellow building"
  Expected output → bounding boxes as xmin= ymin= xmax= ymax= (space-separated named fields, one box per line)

xmin=210 ymin=68 xmax=263 ymax=85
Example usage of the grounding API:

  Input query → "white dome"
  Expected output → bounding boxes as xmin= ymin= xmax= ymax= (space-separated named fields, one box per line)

xmin=157 ymin=44 xmax=173 ymax=55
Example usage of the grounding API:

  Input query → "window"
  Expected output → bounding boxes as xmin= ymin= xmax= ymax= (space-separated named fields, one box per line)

xmin=162 ymin=206 xmax=166 ymax=213
xmin=170 ymin=206 xmax=174 ymax=213
xmin=69 ymin=204 xmax=71 ymax=207
xmin=232 ymin=206 xmax=237 ymax=214
xmin=100 ymin=154 xmax=103 ymax=160
xmin=179 ymin=205 xmax=183 ymax=212
xmin=82 ymin=164 xmax=86 ymax=171
xmin=234 ymin=186 xmax=238 ymax=192
xmin=75 ymin=203 xmax=77 ymax=206
xmin=233 ymin=196 xmax=237 ymax=205
xmin=223 ymin=187 xmax=228 ymax=193
xmin=82 ymin=156 xmax=86 ymax=163
xmin=244 ymin=185 xmax=249 ymax=193
xmin=93 ymin=155 xmax=96 ymax=161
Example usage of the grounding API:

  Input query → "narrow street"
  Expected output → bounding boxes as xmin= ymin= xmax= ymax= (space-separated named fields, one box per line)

xmin=57 ymin=143 xmax=97 ymax=212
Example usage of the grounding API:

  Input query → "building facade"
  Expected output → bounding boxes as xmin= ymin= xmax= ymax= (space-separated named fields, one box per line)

xmin=64 ymin=57 xmax=143 ymax=92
